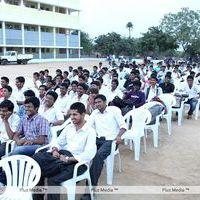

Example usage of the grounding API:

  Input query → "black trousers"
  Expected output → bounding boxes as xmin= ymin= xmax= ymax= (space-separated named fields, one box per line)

xmin=90 ymin=137 xmax=112 ymax=186
xmin=32 ymin=150 xmax=87 ymax=200
xmin=0 ymin=142 xmax=6 ymax=159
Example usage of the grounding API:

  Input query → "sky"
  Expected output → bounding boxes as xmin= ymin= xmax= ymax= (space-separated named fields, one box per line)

xmin=80 ymin=0 xmax=200 ymax=38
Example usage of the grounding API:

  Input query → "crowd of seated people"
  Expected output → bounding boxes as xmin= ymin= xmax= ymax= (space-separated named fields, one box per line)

xmin=0 ymin=60 xmax=199 ymax=200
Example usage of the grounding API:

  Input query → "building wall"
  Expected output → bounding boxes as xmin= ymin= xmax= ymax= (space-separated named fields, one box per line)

xmin=0 ymin=0 xmax=81 ymax=59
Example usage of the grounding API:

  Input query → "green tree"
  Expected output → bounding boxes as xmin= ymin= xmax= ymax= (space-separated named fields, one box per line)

xmin=137 ymin=26 xmax=178 ymax=56
xmin=185 ymin=39 xmax=200 ymax=56
xmin=80 ymin=32 xmax=94 ymax=55
xmin=126 ymin=22 xmax=133 ymax=38
xmin=94 ymin=32 xmax=123 ymax=56
xmin=160 ymin=7 xmax=200 ymax=52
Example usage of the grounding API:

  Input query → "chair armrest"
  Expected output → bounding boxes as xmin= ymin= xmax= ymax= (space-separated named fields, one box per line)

xmin=73 ymin=161 xmax=89 ymax=179
xmin=5 ymin=140 xmax=15 ymax=154
xmin=35 ymin=143 xmax=52 ymax=153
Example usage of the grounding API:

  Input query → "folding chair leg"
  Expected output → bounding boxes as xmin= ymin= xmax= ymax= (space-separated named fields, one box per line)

xmin=87 ymin=177 xmax=94 ymax=200
xmin=67 ymin=185 xmax=76 ymax=200
xmin=143 ymin=136 xmax=147 ymax=153
xmin=134 ymin=138 xmax=140 ymax=161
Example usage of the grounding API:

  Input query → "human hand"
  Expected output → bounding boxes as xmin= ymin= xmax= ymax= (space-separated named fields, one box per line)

xmin=16 ymin=139 xmax=26 ymax=146
xmin=60 ymin=155 xmax=69 ymax=163
xmin=23 ymin=141 xmax=33 ymax=145
xmin=52 ymin=150 xmax=60 ymax=158
xmin=115 ymin=136 xmax=123 ymax=145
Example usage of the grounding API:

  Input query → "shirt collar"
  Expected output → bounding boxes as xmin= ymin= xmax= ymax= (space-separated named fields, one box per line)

xmin=26 ymin=113 xmax=38 ymax=121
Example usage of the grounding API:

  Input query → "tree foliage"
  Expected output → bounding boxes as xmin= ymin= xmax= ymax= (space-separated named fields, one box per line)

xmin=137 ymin=27 xmax=178 ymax=56
xmin=126 ymin=22 xmax=133 ymax=38
xmin=160 ymin=7 xmax=200 ymax=51
xmin=80 ymin=32 xmax=94 ymax=55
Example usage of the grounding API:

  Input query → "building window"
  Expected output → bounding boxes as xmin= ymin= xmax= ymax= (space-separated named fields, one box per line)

xmin=5 ymin=0 xmax=20 ymax=5
xmin=24 ymin=25 xmax=38 ymax=32
xmin=5 ymin=23 xmax=21 ymax=30
xmin=41 ymin=27 xmax=53 ymax=33
xmin=56 ymin=28 xmax=66 ymax=34
xmin=40 ymin=3 xmax=53 ymax=11
xmin=24 ymin=1 xmax=37 ymax=9
xmin=55 ymin=7 xmax=66 ymax=14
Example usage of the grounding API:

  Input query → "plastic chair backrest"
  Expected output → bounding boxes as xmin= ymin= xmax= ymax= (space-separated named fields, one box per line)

xmin=124 ymin=108 xmax=150 ymax=136
xmin=0 ymin=155 xmax=41 ymax=188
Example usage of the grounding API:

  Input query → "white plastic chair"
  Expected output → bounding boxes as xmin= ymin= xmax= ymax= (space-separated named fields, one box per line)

xmin=104 ymin=141 xmax=122 ymax=185
xmin=0 ymin=155 xmax=41 ymax=200
xmin=122 ymin=108 xmax=151 ymax=161
xmin=35 ymin=144 xmax=94 ymax=200
xmin=171 ymin=96 xmax=187 ymax=126
xmin=158 ymin=94 xmax=176 ymax=135
xmin=61 ymin=161 xmax=94 ymax=200
xmin=3 ymin=140 xmax=16 ymax=158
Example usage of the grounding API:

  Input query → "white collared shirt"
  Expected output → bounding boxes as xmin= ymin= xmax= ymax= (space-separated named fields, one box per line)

xmin=53 ymin=122 xmax=96 ymax=162
xmin=145 ymin=86 xmax=163 ymax=102
xmin=38 ymin=105 xmax=64 ymax=124
xmin=54 ymin=94 xmax=70 ymax=113
xmin=13 ymin=87 xmax=26 ymax=102
xmin=106 ymin=88 xmax=123 ymax=103
xmin=71 ymin=94 xmax=89 ymax=108
xmin=88 ymin=106 xmax=127 ymax=140
xmin=182 ymin=83 xmax=200 ymax=99
xmin=0 ymin=113 xmax=20 ymax=142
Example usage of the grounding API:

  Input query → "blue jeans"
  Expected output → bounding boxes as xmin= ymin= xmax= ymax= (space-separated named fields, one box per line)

xmin=185 ymin=98 xmax=198 ymax=115
xmin=11 ymin=145 xmax=42 ymax=156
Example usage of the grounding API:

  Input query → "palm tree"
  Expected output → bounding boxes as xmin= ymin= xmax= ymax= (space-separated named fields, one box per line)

xmin=126 ymin=22 xmax=133 ymax=38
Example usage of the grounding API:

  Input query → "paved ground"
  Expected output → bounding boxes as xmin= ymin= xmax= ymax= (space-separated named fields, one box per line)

xmin=0 ymin=61 xmax=200 ymax=200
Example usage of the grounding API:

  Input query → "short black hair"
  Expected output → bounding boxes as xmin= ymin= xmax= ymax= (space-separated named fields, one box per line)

xmin=88 ymin=87 xmax=99 ymax=94
xmin=33 ymin=72 xmax=40 ymax=77
xmin=39 ymin=70 xmax=45 ymax=75
xmin=46 ymin=91 xmax=58 ymax=101
xmin=71 ymin=80 xmax=79 ymax=86
xmin=187 ymin=75 xmax=194 ymax=80
xmin=63 ymin=79 xmax=70 ymax=86
xmin=97 ymin=77 xmax=103 ymax=84
xmin=3 ymin=85 xmax=12 ymax=93
xmin=39 ymin=85 xmax=48 ymax=91
xmin=94 ymin=94 xmax=107 ymax=102
xmin=44 ymin=69 xmax=49 ymax=73
xmin=56 ymin=69 xmax=62 ymax=74
xmin=132 ymin=80 xmax=142 ymax=88
xmin=70 ymin=102 xmax=86 ymax=114
xmin=78 ymin=83 xmax=89 ymax=91
xmin=0 ymin=100 xmax=14 ymax=112
xmin=60 ymin=82 xmax=69 ymax=90
xmin=78 ymin=75 xmax=86 ymax=81
xmin=91 ymin=81 xmax=101 ymax=88
xmin=63 ymin=71 xmax=69 ymax=76
xmin=1 ymin=76 xmax=9 ymax=83
xmin=23 ymin=90 xmax=35 ymax=97
xmin=16 ymin=76 xmax=25 ymax=83
xmin=24 ymin=97 xmax=40 ymax=109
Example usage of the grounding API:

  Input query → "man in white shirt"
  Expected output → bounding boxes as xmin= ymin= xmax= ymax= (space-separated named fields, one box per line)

xmin=13 ymin=76 xmax=27 ymax=106
xmin=71 ymin=83 xmax=89 ymax=108
xmin=182 ymin=75 xmax=200 ymax=119
xmin=87 ymin=94 xmax=126 ymax=190
xmin=0 ymin=86 xmax=19 ymax=113
xmin=145 ymin=75 xmax=163 ymax=102
xmin=33 ymin=102 xmax=96 ymax=200
xmin=106 ymin=79 xmax=123 ymax=103
xmin=39 ymin=91 xmax=64 ymax=126
xmin=54 ymin=83 xmax=70 ymax=113
xmin=0 ymin=100 xmax=20 ymax=158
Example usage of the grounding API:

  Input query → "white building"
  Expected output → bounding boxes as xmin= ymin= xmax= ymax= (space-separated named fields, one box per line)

xmin=0 ymin=0 xmax=81 ymax=59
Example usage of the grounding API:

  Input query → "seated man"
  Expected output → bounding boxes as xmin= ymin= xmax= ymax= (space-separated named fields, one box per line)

xmin=12 ymin=97 xmax=50 ymax=156
xmin=32 ymin=102 xmax=96 ymax=200
xmin=159 ymin=75 xmax=175 ymax=94
xmin=145 ymin=75 xmax=163 ymax=102
xmin=0 ymin=100 xmax=20 ymax=158
xmin=39 ymin=91 xmax=64 ymax=126
xmin=182 ymin=75 xmax=200 ymax=119
xmin=83 ymin=95 xmax=126 ymax=199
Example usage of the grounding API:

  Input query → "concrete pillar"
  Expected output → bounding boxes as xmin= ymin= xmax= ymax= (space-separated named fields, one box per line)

xmin=39 ymin=48 xmax=41 ymax=59
xmin=21 ymin=24 xmax=25 ymax=47
xmin=2 ymin=21 xmax=6 ymax=47
xmin=37 ymin=2 xmax=40 ymax=9
xmin=66 ymin=49 xmax=69 ymax=59
xmin=53 ymin=6 xmax=55 ymax=12
xmin=53 ymin=48 xmax=56 ymax=59
xmin=22 ymin=47 xmax=25 ymax=54
xmin=20 ymin=0 xmax=24 ymax=7
xmin=78 ymin=30 xmax=81 ymax=58
xmin=53 ymin=27 xmax=56 ymax=46
xmin=3 ymin=47 xmax=6 ymax=55
xmin=38 ymin=25 xmax=41 ymax=46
